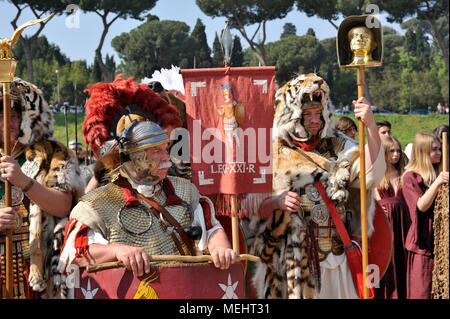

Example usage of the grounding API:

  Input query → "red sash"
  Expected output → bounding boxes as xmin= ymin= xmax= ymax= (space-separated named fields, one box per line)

xmin=313 ymin=181 xmax=374 ymax=299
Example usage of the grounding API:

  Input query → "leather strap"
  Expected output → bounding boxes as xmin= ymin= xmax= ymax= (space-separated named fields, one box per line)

xmin=146 ymin=204 xmax=186 ymax=256
xmin=313 ymin=181 xmax=353 ymax=249
xmin=113 ymin=176 xmax=196 ymax=256
xmin=137 ymin=193 xmax=196 ymax=256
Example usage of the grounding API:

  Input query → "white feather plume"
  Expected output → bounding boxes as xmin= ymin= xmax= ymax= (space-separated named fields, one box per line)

xmin=141 ymin=65 xmax=185 ymax=95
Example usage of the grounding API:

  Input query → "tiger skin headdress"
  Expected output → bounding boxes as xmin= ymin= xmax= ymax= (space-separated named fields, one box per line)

xmin=0 ymin=78 xmax=54 ymax=146
xmin=272 ymin=73 xmax=335 ymax=148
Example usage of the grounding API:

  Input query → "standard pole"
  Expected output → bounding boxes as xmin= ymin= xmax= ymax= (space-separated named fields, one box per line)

xmin=356 ymin=66 xmax=369 ymax=299
xmin=2 ymin=83 xmax=14 ymax=298
xmin=442 ymin=132 xmax=448 ymax=172
xmin=230 ymin=194 xmax=240 ymax=255
xmin=74 ymin=82 xmax=77 ymax=148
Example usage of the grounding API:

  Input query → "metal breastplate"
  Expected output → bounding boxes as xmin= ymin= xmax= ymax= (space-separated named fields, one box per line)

xmin=299 ymin=182 xmax=351 ymax=260
xmin=82 ymin=179 xmax=194 ymax=263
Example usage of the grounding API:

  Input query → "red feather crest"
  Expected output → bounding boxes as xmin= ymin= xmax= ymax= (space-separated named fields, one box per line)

xmin=82 ymin=74 xmax=182 ymax=157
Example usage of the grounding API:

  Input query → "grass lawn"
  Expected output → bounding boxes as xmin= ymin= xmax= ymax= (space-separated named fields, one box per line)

xmin=336 ymin=113 xmax=449 ymax=148
xmin=53 ymin=112 xmax=449 ymax=151
xmin=53 ymin=112 xmax=85 ymax=148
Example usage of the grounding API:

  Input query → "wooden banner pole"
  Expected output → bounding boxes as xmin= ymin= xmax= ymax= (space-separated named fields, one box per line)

xmin=442 ymin=132 xmax=448 ymax=172
xmin=230 ymin=194 xmax=240 ymax=254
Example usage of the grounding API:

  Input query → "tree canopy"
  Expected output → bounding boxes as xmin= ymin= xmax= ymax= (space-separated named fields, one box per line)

xmin=2 ymin=0 xmax=66 ymax=82
xmin=196 ymin=0 xmax=295 ymax=65
xmin=112 ymin=18 xmax=194 ymax=80
xmin=373 ymin=0 xmax=449 ymax=72
xmin=63 ymin=0 xmax=159 ymax=81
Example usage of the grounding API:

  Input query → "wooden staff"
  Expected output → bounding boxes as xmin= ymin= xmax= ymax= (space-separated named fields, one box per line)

xmin=230 ymin=194 xmax=240 ymax=254
xmin=220 ymin=22 xmax=240 ymax=255
xmin=86 ymin=253 xmax=261 ymax=273
xmin=2 ymin=82 xmax=14 ymax=298
xmin=442 ymin=132 xmax=448 ymax=172
xmin=0 ymin=13 xmax=54 ymax=299
xmin=356 ymin=66 xmax=369 ymax=299
xmin=337 ymin=15 xmax=384 ymax=299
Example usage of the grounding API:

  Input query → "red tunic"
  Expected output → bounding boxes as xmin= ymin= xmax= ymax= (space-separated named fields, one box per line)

xmin=375 ymin=182 xmax=410 ymax=299
xmin=402 ymin=171 xmax=434 ymax=299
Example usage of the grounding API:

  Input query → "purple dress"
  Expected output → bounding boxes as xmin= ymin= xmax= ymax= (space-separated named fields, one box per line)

xmin=402 ymin=171 xmax=435 ymax=299
xmin=375 ymin=181 xmax=410 ymax=299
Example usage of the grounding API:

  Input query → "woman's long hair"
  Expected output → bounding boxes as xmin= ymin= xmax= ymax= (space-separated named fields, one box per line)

xmin=379 ymin=136 xmax=408 ymax=190
xmin=404 ymin=131 xmax=441 ymax=186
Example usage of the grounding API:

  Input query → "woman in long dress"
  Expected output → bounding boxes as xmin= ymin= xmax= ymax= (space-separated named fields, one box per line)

xmin=402 ymin=131 xmax=449 ymax=299
xmin=375 ymin=136 xmax=409 ymax=299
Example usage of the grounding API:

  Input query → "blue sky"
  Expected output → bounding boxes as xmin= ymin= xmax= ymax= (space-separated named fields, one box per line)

xmin=0 ymin=0 xmax=404 ymax=66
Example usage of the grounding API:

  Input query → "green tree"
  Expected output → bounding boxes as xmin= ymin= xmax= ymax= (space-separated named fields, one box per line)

xmin=2 ymin=0 xmax=65 ymax=83
xmin=281 ymin=22 xmax=297 ymax=38
xmin=12 ymin=35 xmax=70 ymax=102
xmin=364 ymin=27 xmax=405 ymax=111
xmin=91 ymin=57 xmax=103 ymax=82
xmin=295 ymin=0 xmax=368 ymax=29
xmin=69 ymin=60 xmax=91 ymax=106
xmin=190 ymin=18 xmax=212 ymax=68
xmin=306 ymin=28 xmax=316 ymax=37
xmin=403 ymin=19 xmax=432 ymax=70
xmin=13 ymin=35 xmax=70 ymax=77
xmin=112 ymin=18 xmax=192 ymax=80
xmin=264 ymin=33 xmax=324 ymax=84
xmin=373 ymin=0 xmax=449 ymax=72
xmin=64 ymin=0 xmax=159 ymax=82
xmin=196 ymin=0 xmax=295 ymax=66
xmin=318 ymin=37 xmax=356 ymax=107
xmin=231 ymin=36 xmax=244 ymax=67
xmin=212 ymin=32 xmax=223 ymax=67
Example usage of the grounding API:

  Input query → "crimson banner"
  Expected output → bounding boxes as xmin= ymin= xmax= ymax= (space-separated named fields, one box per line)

xmin=182 ymin=67 xmax=275 ymax=195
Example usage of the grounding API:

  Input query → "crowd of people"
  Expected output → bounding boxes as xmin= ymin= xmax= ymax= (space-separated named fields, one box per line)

xmin=0 ymin=74 xmax=448 ymax=300
xmin=336 ymin=117 xmax=449 ymax=299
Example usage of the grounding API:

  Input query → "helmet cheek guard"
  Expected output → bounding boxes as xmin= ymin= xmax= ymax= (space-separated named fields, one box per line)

xmin=122 ymin=151 xmax=160 ymax=185
xmin=118 ymin=118 xmax=169 ymax=186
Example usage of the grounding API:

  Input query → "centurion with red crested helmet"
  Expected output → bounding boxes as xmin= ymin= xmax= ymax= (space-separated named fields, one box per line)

xmin=58 ymin=75 xmax=237 ymax=292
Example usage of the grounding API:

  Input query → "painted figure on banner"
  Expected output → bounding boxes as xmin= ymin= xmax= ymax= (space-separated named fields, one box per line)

xmin=214 ymin=84 xmax=245 ymax=162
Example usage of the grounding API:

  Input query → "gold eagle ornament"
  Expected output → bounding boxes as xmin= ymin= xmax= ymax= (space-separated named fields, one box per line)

xmin=0 ymin=13 xmax=55 ymax=59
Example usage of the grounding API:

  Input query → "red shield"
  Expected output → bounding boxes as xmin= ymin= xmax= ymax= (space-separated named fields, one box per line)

xmin=352 ymin=202 xmax=393 ymax=287
xmin=74 ymin=263 xmax=245 ymax=299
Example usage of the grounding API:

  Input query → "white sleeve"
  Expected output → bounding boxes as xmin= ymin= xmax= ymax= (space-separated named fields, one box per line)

xmin=191 ymin=201 xmax=223 ymax=251
xmin=57 ymin=220 xmax=109 ymax=274
xmin=349 ymin=143 xmax=386 ymax=189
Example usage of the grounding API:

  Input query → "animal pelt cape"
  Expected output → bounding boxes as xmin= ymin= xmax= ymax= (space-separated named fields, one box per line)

xmin=1 ymin=78 xmax=84 ymax=298
xmin=22 ymin=139 xmax=85 ymax=298
xmin=245 ymin=74 xmax=384 ymax=299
